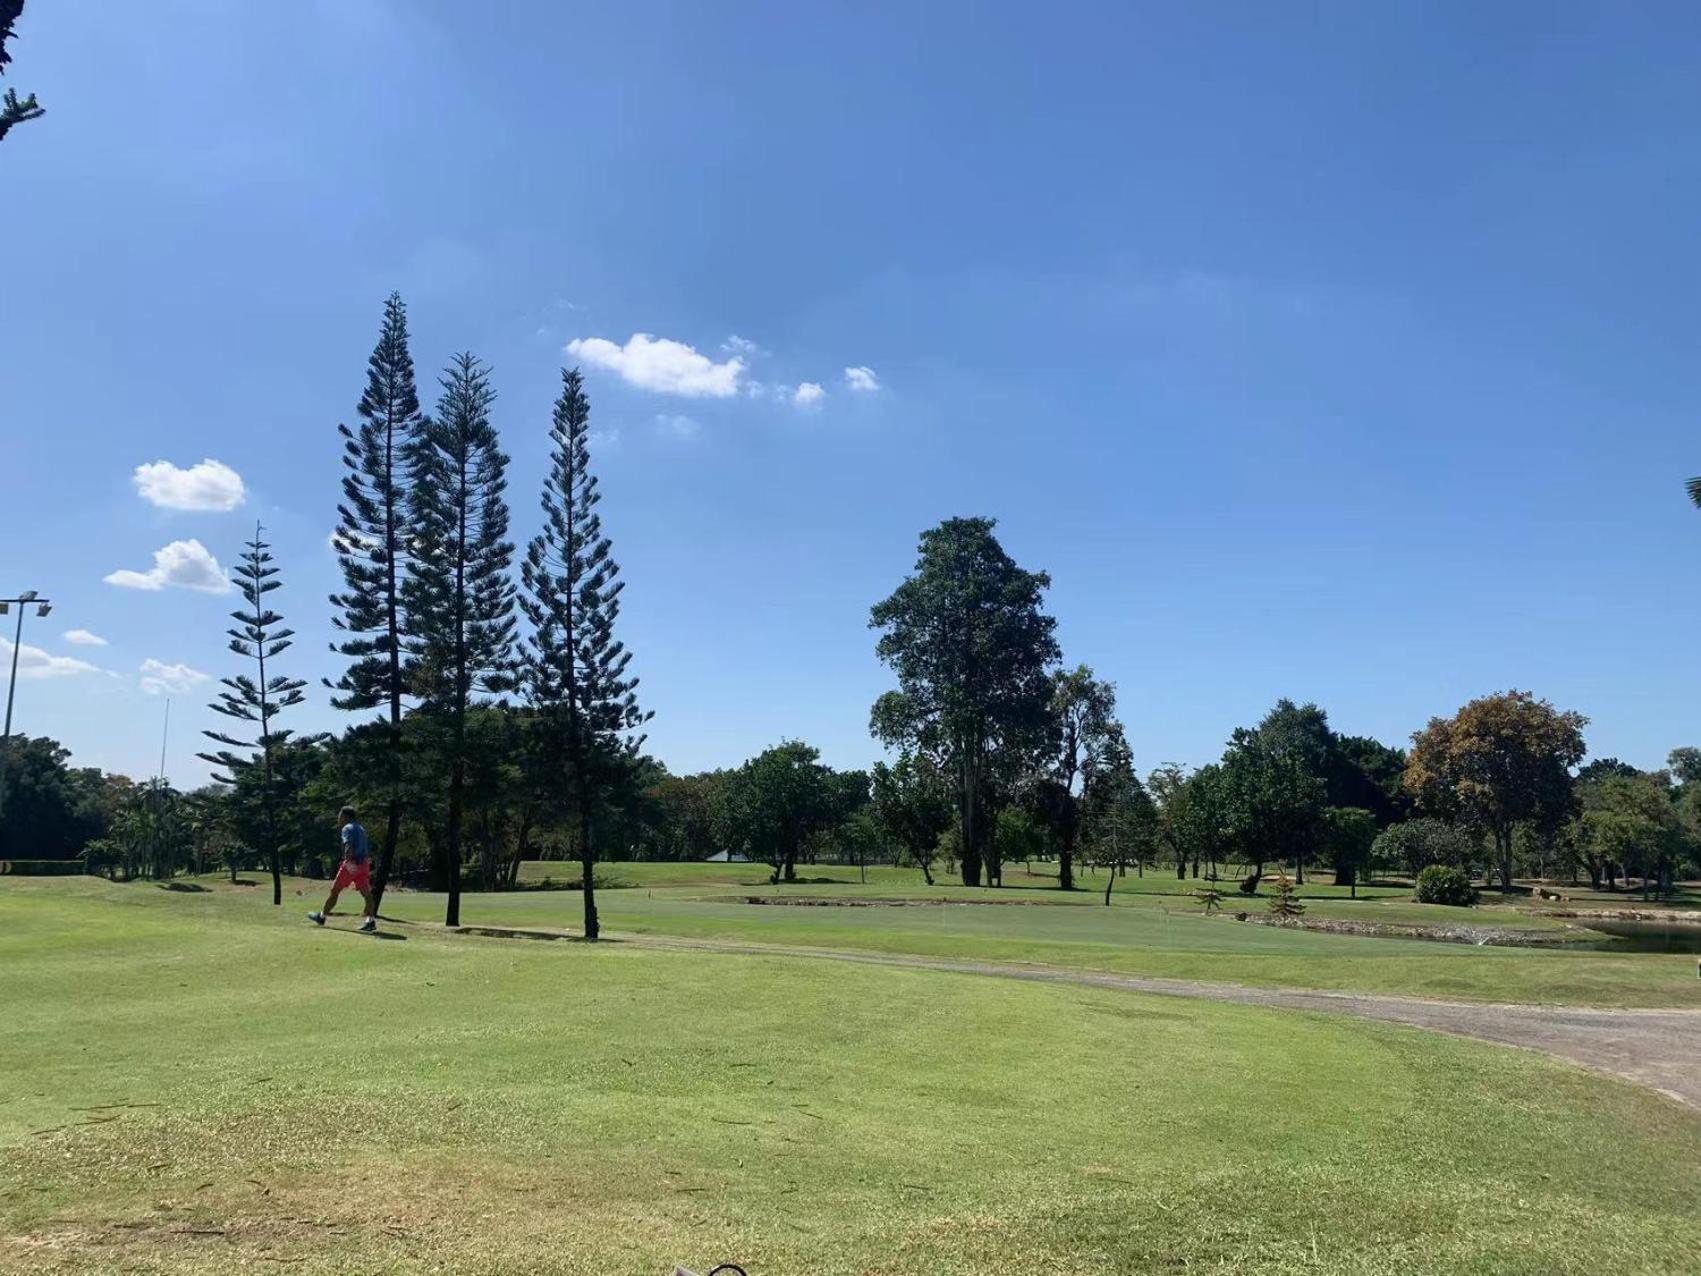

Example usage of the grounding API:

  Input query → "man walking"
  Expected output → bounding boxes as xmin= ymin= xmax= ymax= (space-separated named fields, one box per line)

xmin=308 ymin=805 xmax=377 ymax=933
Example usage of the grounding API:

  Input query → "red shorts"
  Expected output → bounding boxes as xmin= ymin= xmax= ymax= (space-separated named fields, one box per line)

xmin=333 ymin=859 xmax=371 ymax=892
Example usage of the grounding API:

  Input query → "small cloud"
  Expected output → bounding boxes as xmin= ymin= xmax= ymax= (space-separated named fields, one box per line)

xmin=105 ymin=539 xmax=231 ymax=594
xmin=566 ymin=333 xmax=744 ymax=397
xmin=654 ymin=414 xmax=701 ymax=441
xmin=139 ymin=658 xmax=212 ymax=696
xmin=63 ymin=629 xmax=109 ymax=647
xmin=723 ymin=334 xmax=764 ymax=357
xmin=793 ymin=382 xmax=825 ymax=409
xmin=0 ymin=638 xmax=103 ymax=680
xmin=132 ymin=459 xmax=246 ymax=512
xmin=844 ymin=365 xmax=881 ymax=393
xmin=589 ymin=426 xmax=624 ymax=452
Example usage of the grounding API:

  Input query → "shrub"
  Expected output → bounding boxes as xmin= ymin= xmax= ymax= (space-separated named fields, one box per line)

xmin=1414 ymin=864 xmax=1476 ymax=906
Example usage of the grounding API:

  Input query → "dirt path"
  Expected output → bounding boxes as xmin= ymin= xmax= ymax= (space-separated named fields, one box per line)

xmin=623 ymin=934 xmax=1701 ymax=1109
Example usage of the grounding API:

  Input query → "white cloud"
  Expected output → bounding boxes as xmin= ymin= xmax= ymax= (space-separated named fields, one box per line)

xmin=132 ymin=459 xmax=246 ymax=512
xmin=844 ymin=365 xmax=881 ymax=393
xmin=566 ymin=333 xmax=744 ymax=398
xmin=63 ymin=629 xmax=109 ymax=647
xmin=722 ymin=334 xmax=764 ymax=357
xmin=793 ymin=382 xmax=825 ymax=408
xmin=105 ymin=539 xmax=231 ymax=594
xmin=139 ymin=658 xmax=212 ymax=696
xmin=655 ymin=414 xmax=701 ymax=441
xmin=0 ymin=638 xmax=103 ymax=680
xmin=588 ymin=426 xmax=624 ymax=452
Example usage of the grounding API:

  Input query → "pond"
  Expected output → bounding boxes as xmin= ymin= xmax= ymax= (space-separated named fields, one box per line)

xmin=1571 ymin=918 xmax=1701 ymax=954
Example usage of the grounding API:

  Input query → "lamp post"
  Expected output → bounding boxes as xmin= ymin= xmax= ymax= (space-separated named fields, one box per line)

xmin=0 ymin=591 xmax=54 ymax=835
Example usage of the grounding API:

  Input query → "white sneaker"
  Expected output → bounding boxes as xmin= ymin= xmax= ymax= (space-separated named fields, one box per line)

xmin=308 ymin=911 xmax=326 ymax=926
xmin=358 ymin=917 xmax=376 ymax=933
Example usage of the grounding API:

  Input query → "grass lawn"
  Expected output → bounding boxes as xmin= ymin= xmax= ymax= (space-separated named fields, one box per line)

xmin=3 ymin=878 xmax=1700 ymax=1274
xmin=431 ymin=865 xmax=1701 ymax=1008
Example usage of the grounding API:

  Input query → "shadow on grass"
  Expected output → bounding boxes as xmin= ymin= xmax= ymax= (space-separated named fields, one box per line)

xmin=158 ymin=882 xmax=208 ymax=893
xmin=452 ymin=925 xmax=617 ymax=944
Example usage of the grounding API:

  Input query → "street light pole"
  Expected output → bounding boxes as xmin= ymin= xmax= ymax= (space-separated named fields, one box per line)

xmin=0 ymin=592 xmax=54 ymax=837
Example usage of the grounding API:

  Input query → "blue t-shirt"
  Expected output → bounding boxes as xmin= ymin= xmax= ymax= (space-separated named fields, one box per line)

xmin=341 ymin=821 xmax=369 ymax=865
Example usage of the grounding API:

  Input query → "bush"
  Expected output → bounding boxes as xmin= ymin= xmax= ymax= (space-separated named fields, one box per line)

xmin=1414 ymin=864 xmax=1476 ymax=906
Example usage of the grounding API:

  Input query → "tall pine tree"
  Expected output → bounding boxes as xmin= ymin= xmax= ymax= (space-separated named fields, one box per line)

xmin=198 ymin=526 xmax=310 ymax=907
xmin=328 ymin=292 xmax=423 ymax=911
xmin=520 ymin=368 xmax=650 ymax=940
xmin=405 ymin=353 xmax=517 ymax=927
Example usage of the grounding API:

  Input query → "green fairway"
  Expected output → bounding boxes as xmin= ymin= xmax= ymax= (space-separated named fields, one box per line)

xmin=5 ymin=878 xmax=1701 ymax=1275
xmin=426 ymin=864 xmax=1701 ymax=1008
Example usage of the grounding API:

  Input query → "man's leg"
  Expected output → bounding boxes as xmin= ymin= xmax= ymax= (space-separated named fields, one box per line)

xmin=356 ymin=886 xmax=375 ymax=920
xmin=322 ymin=884 xmax=343 ymax=915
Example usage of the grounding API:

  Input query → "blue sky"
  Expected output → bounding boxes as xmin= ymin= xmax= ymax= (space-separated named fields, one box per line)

xmin=4 ymin=1 xmax=1700 ymax=787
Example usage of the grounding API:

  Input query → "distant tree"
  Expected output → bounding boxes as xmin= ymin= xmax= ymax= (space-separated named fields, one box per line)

xmin=520 ymin=368 xmax=651 ymax=940
xmin=1042 ymin=665 xmax=1121 ymax=890
xmin=1577 ymin=757 xmax=1639 ymax=784
xmin=0 ymin=2 xmax=45 ymax=145
xmin=1148 ymin=762 xmax=1229 ymax=880
xmin=1370 ymin=817 xmax=1475 ymax=880
xmin=993 ymin=805 xmax=1045 ymax=877
xmin=328 ymin=293 xmax=426 ymax=911
xmin=1578 ymin=771 xmax=1684 ymax=898
xmin=1083 ymin=735 xmax=1157 ymax=903
xmin=870 ymin=517 xmax=1059 ymax=886
xmin=870 ymin=752 xmax=954 ymax=885
xmin=1335 ymin=734 xmax=1410 ymax=825
xmin=713 ymin=741 xmax=838 ymax=884
xmin=1219 ymin=728 xmax=1324 ymax=889
xmin=403 ymin=353 xmax=517 ymax=926
xmin=1667 ymin=747 xmax=1701 ymax=788
xmin=198 ymin=527 xmax=313 ymax=906
xmin=1404 ymin=691 xmax=1587 ymax=892
xmin=1318 ymin=806 xmax=1377 ymax=896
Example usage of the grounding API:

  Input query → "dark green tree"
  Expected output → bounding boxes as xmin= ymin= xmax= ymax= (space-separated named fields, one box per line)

xmin=328 ymin=293 xmax=425 ymax=911
xmin=0 ymin=735 xmax=105 ymax=861
xmin=870 ymin=517 xmax=1059 ymax=887
xmin=1319 ymin=805 xmax=1378 ymax=896
xmin=198 ymin=526 xmax=311 ymax=906
xmin=712 ymin=741 xmax=838 ymax=885
xmin=404 ymin=353 xmax=517 ymax=927
xmin=1082 ymin=734 xmax=1157 ymax=903
xmin=1220 ymin=727 xmax=1325 ymax=890
xmin=0 ymin=2 xmax=45 ymax=145
xmin=520 ymin=368 xmax=651 ymax=940
xmin=870 ymin=751 xmax=955 ymax=885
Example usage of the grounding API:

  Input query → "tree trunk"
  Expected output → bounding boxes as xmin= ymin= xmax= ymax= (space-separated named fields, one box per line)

xmin=1059 ymin=836 xmax=1075 ymax=891
xmin=269 ymin=850 xmax=281 ymax=906
xmin=444 ymin=758 xmax=464 ymax=927
xmin=580 ymin=795 xmax=599 ymax=940
xmin=1104 ymin=865 xmax=1116 ymax=906
xmin=370 ymin=793 xmax=401 ymax=914
xmin=1496 ymin=827 xmax=1515 ymax=893
xmin=920 ymin=859 xmax=934 ymax=886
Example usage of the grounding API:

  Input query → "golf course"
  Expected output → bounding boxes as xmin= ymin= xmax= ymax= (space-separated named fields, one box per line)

xmin=5 ymin=869 xmax=1700 ymax=1274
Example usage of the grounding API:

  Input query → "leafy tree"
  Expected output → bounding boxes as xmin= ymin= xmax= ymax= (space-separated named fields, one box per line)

xmin=197 ymin=527 xmax=313 ymax=905
xmin=520 ymin=368 xmax=651 ymax=940
xmin=1082 ymin=735 xmax=1157 ymax=902
xmin=1578 ymin=771 xmax=1685 ymax=898
xmin=993 ymin=804 xmax=1045 ymax=877
xmin=870 ymin=752 xmax=955 ymax=885
xmin=329 ymin=293 xmax=426 ymax=910
xmin=870 ymin=517 xmax=1059 ymax=886
xmin=1335 ymin=734 xmax=1410 ymax=825
xmin=404 ymin=353 xmax=518 ymax=926
xmin=1666 ymin=747 xmax=1701 ymax=787
xmin=1318 ymin=806 xmax=1377 ymax=896
xmin=1414 ymin=864 xmax=1476 ymax=906
xmin=1219 ymin=728 xmax=1324 ymax=889
xmin=1404 ymin=690 xmax=1587 ymax=892
xmin=1042 ymin=665 xmax=1121 ymax=890
xmin=712 ymin=741 xmax=838 ymax=884
xmin=1149 ymin=762 xmax=1229 ymax=880
xmin=0 ymin=735 xmax=105 ymax=860
xmin=1370 ymin=817 xmax=1475 ymax=880
xmin=0 ymin=2 xmax=44 ymax=145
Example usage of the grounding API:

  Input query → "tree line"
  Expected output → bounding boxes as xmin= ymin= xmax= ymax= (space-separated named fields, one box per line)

xmin=7 ymin=302 xmax=1701 ymax=907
